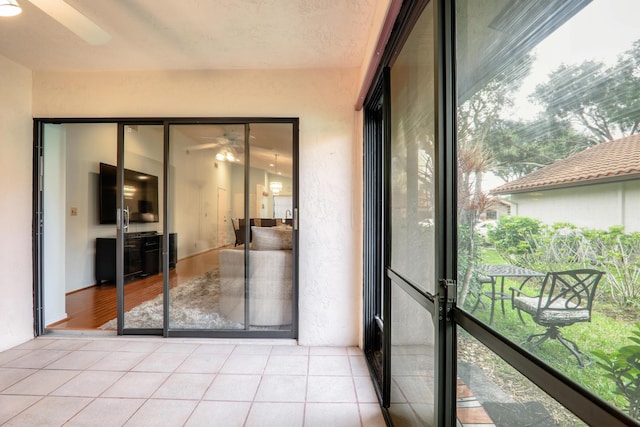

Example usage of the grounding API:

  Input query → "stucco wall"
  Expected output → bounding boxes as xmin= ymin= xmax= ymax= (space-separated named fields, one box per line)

xmin=32 ymin=68 xmax=363 ymax=346
xmin=0 ymin=55 xmax=33 ymax=351
xmin=510 ymin=181 xmax=640 ymax=232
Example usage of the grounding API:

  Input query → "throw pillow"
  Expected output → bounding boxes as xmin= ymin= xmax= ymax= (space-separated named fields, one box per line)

xmin=252 ymin=226 xmax=292 ymax=250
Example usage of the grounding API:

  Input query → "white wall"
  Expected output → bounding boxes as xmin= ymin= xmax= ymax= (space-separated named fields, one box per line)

xmin=169 ymin=127 xmax=233 ymax=257
xmin=33 ymin=68 xmax=362 ymax=346
xmin=0 ymin=56 xmax=33 ymax=351
xmin=43 ymin=123 xmax=165 ymax=294
xmin=510 ymin=181 xmax=640 ymax=232
xmin=63 ymin=124 xmax=119 ymax=292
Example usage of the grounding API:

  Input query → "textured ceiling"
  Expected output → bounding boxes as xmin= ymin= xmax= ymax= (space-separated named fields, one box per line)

xmin=0 ymin=0 xmax=378 ymax=71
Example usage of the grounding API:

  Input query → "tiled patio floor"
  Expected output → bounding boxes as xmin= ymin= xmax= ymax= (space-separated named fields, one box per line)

xmin=0 ymin=335 xmax=386 ymax=426
xmin=456 ymin=379 xmax=495 ymax=427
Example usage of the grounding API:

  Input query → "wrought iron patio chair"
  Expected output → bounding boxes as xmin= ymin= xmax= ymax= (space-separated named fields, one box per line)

xmin=510 ymin=269 xmax=604 ymax=367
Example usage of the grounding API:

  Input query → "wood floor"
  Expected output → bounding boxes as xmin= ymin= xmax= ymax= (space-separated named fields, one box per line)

xmin=47 ymin=247 xmax=226 ymax=330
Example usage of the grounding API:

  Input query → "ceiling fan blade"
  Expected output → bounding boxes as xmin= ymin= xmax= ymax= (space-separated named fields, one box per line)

xmin=185 ymin=142 xmax=220 ymax=153
xmin=28 ymin=0 xmax=111 ymax=45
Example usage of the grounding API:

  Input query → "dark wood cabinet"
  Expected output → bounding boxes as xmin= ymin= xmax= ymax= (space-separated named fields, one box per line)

xmin=95 ymin=232 xmax=177 ymax=284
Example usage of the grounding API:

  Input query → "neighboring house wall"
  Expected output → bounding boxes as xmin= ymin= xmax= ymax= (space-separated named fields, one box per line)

xmin=0 ymin=55 xmax=33 ymax=351
xmin=32 ymin=68 xmax=363 ymax=346
xmin=482 ymin=202 xmax=509 ymax=221
xmin=509 ymin=180 xmax=640 ymax=232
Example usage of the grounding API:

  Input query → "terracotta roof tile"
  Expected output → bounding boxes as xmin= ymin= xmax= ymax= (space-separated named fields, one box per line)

xmin=492 ymin=134 xmax=640 ymax=194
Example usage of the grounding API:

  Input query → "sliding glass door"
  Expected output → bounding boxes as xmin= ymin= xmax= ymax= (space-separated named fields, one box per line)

xmin=40 ymin=123 xmax=119 ymax=331
xmin=35 ymin=118 xmax=298 ymax=339
xmin=246 ymin=123 xmax=294 ymax=332
xmin=167 ymin=123 xmax=247 ymax=332
xmin=454 ymin=0 xmax=640 ymax=424
xmin=362 ymin=2 xmax=440 ymax=425
xmin=362 ymin=0 xmax=638 ymax=425
xmin=387 ymin=2 xmax=438 ymax=424
xmin=166 ymin=122 xmax=296 ymax=335
xmin=118 ymin=124 xmax=165 ymax=332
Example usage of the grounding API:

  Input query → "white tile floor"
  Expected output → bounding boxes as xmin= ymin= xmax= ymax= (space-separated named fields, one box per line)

xmin=0 ymin=336 xmax=386 ymax=426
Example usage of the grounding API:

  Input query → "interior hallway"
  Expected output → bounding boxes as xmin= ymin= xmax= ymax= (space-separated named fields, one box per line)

xmin=0 ymin=336 xmax=385 ymax=426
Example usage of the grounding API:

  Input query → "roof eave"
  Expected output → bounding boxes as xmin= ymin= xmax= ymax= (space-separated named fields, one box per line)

xmin=492 ymin=173 xmax=640 ymax=195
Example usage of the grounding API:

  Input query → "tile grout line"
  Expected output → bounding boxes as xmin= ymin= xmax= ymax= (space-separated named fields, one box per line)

xmin=242 ymin=344 xmax=273 ymax=427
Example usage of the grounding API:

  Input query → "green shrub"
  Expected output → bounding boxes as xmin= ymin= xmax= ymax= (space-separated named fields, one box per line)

xmin=487 ymin=218 xmax=640 ymax=306
xmin=593 ymin=324 xmax=640 ymax=420
xmin=586 ymin=227 xmax=640 ymax=307
xmin=488 ymin=216 xmax=543 ymax=265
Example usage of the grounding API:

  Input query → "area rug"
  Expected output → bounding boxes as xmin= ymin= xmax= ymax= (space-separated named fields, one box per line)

xmin=99 ymin=268 xmax=242 ymax=330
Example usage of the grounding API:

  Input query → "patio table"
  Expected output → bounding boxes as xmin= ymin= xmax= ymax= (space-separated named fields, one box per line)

xmin=472 ymin=264 xmax=545 ymax=325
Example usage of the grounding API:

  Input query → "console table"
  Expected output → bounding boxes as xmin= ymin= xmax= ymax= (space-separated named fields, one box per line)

xmin=95 ymin=232 xmax=177 ymax=284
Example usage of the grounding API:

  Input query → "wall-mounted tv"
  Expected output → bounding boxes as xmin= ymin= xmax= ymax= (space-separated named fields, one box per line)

xmin=99 ymin=162 xmax=159 ymax=224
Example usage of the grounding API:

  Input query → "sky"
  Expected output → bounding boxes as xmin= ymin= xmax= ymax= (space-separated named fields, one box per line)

xmin=507 ymin=0 xmax=640 ymax=120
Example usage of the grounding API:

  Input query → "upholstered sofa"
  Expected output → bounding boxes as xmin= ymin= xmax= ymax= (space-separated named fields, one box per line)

xmin=219 ymin=226 xmax=293 ymax=327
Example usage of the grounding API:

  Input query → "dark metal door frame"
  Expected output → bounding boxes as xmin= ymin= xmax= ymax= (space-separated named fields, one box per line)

xmin=32 ymin=116 xmax=299 ymax=340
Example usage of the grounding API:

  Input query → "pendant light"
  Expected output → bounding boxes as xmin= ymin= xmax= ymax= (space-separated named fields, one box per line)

xmin=269 ymin=154 xmax=283 ymax=195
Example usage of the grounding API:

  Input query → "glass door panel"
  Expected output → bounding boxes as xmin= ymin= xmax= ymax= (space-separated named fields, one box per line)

xmin=42 ymin=123 xmax=119 ymax=330
xmin=387 ymin=2 xmax=436 ymax=425
xmin=168 ymin=124 xmax=245 ymax=330
xmin=454 ymin=0 xmax=640 ymax=423
xmin=389 ymin=7 xmax=436 ymax=296
xmin=121 ymin=124 xmax=165 ymax=331
xmin=247 ymin=123 xmax=294 ymax=331
xmin=389 ymin=289 xmax=436 ymax=426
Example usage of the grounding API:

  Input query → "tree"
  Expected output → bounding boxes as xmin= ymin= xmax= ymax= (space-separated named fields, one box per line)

xmin=484 ymin=39 xmax=640 ymax=183
xmin=606 ymin=40 xmax=640 ymax=136
xmin=532 ymin=40 xmax=640 ymax=142
xmin=456 ymin=56 xmax=533 ymax=306
xmin=485 ymin=116 xmax=592 ymax=181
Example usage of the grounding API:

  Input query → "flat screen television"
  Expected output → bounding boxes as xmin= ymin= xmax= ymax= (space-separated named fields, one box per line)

xmin=99 ymin=162 xmax=159 ymax=224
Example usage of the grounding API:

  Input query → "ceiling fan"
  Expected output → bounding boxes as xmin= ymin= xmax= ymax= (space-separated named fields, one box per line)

xmin=27 ymin=0 xmax=111 ymax=45
xmin=185 ymin=132 xmax=253 ymax=162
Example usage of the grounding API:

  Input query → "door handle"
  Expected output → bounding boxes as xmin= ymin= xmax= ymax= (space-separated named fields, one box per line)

xmin=123 ymin=206 xmax=130 ymax=232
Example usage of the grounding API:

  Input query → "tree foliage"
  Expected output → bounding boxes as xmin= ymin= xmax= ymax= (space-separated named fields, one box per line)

xmin=531 ymin=41 xmax=640 ymax=142
xmin=456 ymin=55 xmax=533 ymax=306
xmin=482 ymin=40 xmax=640 ymax=181
xmin=485 ymin=116 xmax=591 ymax=181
